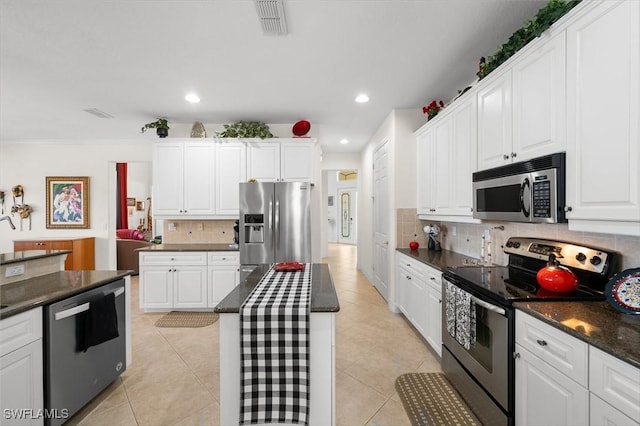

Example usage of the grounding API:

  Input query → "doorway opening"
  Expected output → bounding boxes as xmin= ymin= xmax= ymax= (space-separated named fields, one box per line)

xmin=327 ymin=170 xmax=358 ymax=245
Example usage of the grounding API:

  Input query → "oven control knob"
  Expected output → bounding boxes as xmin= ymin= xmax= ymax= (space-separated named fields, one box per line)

xmin=575 ymin=253 xmax=587 ymax=262
xmin=590 ymin=256 xmax=602 ymax=266
xmin=513 ymin=242 xmax=521 ymax=249
xmin=506 ymin=241 xmax=514 ymax=248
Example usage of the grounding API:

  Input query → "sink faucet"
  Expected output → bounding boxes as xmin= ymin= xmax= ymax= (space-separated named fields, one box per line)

xmin=1 ymin=215 xmax=15 ymax=230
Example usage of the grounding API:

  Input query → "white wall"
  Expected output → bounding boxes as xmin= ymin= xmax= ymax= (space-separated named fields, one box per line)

xmin=0 ymin=140 xmax=154 ymax=269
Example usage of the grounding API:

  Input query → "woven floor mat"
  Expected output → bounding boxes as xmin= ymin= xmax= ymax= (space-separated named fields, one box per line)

xmin=154 ymin=311 xmax=219 ymax=328
xmin=395 ymin=373 xmax=482 ymax=426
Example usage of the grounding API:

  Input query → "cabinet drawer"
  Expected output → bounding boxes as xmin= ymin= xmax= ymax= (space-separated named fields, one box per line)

xmin=396 ymin=253 xmax=428 ymax=281
xmin=0 ymin=308 xmax=43 ymax=357
xmin=516 ymin=311 xmax=588 ymax=386
xmin=139 ymin=252 xmax=207 ymax=266
xmin=589 ymin=346 xmax=640 ymax=421
xmin=590 ymin=393 xmax=639 ymax=426
xmin=208 ymin=252 xmax=239 ymax=265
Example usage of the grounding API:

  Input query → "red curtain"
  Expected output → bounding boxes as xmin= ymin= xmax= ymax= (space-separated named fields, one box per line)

xmin=116 ymin=163 xmax=128 ymax=229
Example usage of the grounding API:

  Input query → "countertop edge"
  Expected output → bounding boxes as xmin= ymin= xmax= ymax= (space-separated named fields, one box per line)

xmin=396 ymin=247 xmax=479 ymax=271
xmin=137 ymin=243 xmax=239 ymax=252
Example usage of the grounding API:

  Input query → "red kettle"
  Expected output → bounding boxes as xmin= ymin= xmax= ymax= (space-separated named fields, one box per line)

xmin=536 ymin=254 xmax=579 ymax=293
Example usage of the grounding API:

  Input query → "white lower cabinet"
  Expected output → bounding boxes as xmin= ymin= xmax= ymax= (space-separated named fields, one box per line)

xmin=207 ymin=252 xmax=240 ymax=308
xmin=515 ymin=310 xmax=640 ymax=426
xmin=395 ymin=252 xmax=442 ymax=355
xmin=0 ymin=308 xmax=44 ymax=426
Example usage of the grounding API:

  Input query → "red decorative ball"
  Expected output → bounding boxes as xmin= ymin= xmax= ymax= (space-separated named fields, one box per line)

xmin=409 ymin=241 xmax=419 ymax=251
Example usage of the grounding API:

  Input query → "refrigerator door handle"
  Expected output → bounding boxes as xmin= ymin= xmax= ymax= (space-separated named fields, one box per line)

xmin=274 ymin=197 xmax=280 ymax=255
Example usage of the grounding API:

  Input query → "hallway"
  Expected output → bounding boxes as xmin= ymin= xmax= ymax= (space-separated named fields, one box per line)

xmin=69 ymin=243 xmax=442 ymax=425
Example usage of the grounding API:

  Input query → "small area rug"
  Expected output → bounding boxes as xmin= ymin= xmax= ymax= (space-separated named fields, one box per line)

xmin=395 ymin=372 xmax=482 ymax=426
xmin=154 ymin=311 xmax=219 ymax=328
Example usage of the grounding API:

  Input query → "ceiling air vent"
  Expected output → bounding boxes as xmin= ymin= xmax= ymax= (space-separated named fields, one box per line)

xmin=83 ymin=108 xmax=114 ymax=119
xmin=254 ymin=0 xmax=287 ymax=35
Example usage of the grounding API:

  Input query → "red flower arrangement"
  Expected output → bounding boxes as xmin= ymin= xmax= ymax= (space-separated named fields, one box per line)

xmin=423 ymin=100 xmax=445 ymax=120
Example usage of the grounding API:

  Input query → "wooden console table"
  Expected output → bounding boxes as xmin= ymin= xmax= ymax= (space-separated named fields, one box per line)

xmin=13 ymin=237 xmax=95 ymax=270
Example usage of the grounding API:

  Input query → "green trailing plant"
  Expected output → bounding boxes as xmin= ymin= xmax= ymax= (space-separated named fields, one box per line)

xmin=478 ymin=0 xmax=581 ymax=79
xmin=141 ymin=118 xmax=170 ymax=133
xmin=216 ymin=121 xmax=275 ymax=139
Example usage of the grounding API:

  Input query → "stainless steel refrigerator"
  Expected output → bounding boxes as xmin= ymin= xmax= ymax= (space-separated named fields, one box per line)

xmin=239 ymin=182 xmax=311 ymax=270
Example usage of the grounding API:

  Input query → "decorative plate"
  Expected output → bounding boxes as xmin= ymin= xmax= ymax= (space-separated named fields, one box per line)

xmin=605 ymin=268 xmax=640 ymax=314
xmin=274 ymin=262 xmax=305 ymax=272
xmin=292 ymin=120 xmax=310 ymax=137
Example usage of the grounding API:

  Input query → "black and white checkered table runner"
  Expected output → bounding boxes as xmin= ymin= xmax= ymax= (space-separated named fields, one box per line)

xmin=240 ymin=265 xmax=312 ymax=425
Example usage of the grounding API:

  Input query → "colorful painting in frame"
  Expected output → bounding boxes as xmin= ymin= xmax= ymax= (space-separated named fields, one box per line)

xmin=46 ymin=176 xmax=90 ymax=228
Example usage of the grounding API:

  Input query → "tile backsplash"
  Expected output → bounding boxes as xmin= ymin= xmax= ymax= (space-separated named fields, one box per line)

xmin=162 ymin=220 xmax=237 ymax=244
xmin=396 ymin=209 xmax=640 ymax=271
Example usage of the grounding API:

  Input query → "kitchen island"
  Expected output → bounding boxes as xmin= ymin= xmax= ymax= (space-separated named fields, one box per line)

xmin=215 ymin=263 xmax=339 ymax=426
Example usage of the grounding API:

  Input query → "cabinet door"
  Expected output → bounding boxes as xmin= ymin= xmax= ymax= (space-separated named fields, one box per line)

xmin=396 ymin=266 xmax=410 ymax=316
xmin=173 ymin=266 xmax=208 ymax=308
xmin=153 ymin=143 xmax=184 ymax=215
xmin=247 ymin=142 xmax=280 ymax=182
xmin=477 ymin=70 xmax=513 ymax=170
xmin=566 ymin=0 xmax=640 ymax=228
xmin=515 ymin=344 xmax=589 ymax=426
xmin=139 ymin=267 xmax=173 ymax=309
xmin=416 ymin=129 xmax=434 ymax=215
xmin=216 ymin=142 xmax=246 ymax=215
xmin=450 ymin=97 xmax=477 ymax=216
xmin=208 ymin=265 xmax=240 ymax=307
xmin=280 ymin=142 xmax=314 ymax=182
xmin=512 ymin=31 xmax=566 ymax=162
xmin=590 ymin=393 xmax=639 ymax=426
xmin=432 ymin=118 xmax=452 ymax=214
xmin=408 ymin=277 xmax=427 ymax=336
xmin=0 ymin=340 xmax=44 ymax=426
xmin=425 ymin=276 xmax=442 ymax=356
xmin=183 ymin=143 xmax=216 ymax=216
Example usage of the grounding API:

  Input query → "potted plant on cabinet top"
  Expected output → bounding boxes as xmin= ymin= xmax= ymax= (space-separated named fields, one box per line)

xmin=141 ymin=118 xmax=170 ymax=138
xmin=215 ymin=121 xmax=275 ymax=139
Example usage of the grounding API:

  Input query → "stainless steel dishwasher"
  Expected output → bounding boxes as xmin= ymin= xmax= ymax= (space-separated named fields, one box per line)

xmin=44 ymin=279 xmax=126 ymax=426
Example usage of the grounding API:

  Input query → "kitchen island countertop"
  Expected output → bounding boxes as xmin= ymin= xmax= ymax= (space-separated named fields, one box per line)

xmin=396 ymin=248 xmax=480 ymax=270
xmin=0 ymin=270 xmax=133 ymax=319
xmin=136 ymin=243 xmax=238 ymax=252
xmin=215 ymin=263 xmax=339 ymax=313
xmin=514 ymin=301 xmax=640 ymax=370
xmin=0 ymin=249 xmax=71 ymax=265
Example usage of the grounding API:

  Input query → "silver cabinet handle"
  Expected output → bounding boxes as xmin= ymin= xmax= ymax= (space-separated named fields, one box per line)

xmin=511 ymin=152 xmax=517 ymax=158
xmin=536 ymin=339 xmax=548 ymax=346
xmin=503 ymin=154 xmax=510 ymax=160
xmin=54 ymin=287 xmax=124 ymax=321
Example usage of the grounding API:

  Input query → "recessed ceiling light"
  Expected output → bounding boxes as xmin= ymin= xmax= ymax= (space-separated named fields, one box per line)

xmin=355 ymin=94 xmax=369 ymax=103
xmin=340 ymin=139 xmax=349 ymax=145
xmin=185 ymin=93 xmax=200 ymax=103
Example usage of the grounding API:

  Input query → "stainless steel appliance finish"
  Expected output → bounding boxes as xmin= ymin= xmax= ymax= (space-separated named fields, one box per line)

xmin=44 ymin=279 xmax=126 ymax=426
xmin=473 ymin=152 xmax=566 ymax=223
xmin=441 ymin=237 xmax=618 ymax=426
xmin=239 ymin=182 xmax=311 ymax=265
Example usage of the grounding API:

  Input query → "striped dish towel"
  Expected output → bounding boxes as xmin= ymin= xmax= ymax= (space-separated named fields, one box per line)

xmin=240 ymin=264 xmax=312 ymax=425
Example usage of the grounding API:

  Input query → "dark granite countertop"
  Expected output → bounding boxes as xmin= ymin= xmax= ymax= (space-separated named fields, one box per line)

xmin=514 ymin=301 xmax=640 ymax=370
xmin=0 ymin=270 xmax=132 ymax=319
xmin=215 ymin=263 xmax=339 ymax=313
xmin=137 ymin=243 xmax=239 ymax=252
xmin=0 ymin=250 xmax=71 ymax=265
xmin=396 ymin=248 xmax=480 ymax=271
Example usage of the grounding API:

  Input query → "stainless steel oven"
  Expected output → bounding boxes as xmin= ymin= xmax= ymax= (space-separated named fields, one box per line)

xmin=472 ymin=152 xmax=566 ymax=223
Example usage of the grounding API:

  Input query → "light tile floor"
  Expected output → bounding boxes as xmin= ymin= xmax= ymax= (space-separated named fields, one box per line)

xmin=69 ymin=244 xmax=442 ymax=425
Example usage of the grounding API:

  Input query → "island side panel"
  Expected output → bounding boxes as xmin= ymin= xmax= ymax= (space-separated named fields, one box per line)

xmin=219 ymin=312 xmax=336 ymax=426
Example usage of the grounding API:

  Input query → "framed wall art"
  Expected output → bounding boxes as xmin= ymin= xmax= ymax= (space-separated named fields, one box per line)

xmin=127 ymin=197 xmax=136 ymax=207
xmin=46 ymin=176 xmax=90 ymax=229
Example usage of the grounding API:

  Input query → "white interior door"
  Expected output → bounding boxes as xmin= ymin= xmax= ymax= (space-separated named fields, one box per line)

xmin=372 ymin=142 xmax=389 ymax=301
xmin=338 ymin=189 xmax=357 ymax=245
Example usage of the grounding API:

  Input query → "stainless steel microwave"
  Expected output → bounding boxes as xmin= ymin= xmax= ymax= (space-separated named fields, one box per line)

xmin=472 ymin=152 xmax=567 ymax=223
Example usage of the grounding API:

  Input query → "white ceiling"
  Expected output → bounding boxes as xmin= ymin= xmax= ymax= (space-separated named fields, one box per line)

xmin=0 ymin=0 xmax=547 ymax=153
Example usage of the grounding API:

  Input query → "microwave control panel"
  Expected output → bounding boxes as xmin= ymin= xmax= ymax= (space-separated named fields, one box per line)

xmin=532 ymin=180 xmax=551 ymax=218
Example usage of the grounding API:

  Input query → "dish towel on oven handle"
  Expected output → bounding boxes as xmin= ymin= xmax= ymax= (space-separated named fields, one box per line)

xmin=445 ymin=282 xmax=477 ymax=350
xmin=240 ymin=264 xmax=312 ymax=425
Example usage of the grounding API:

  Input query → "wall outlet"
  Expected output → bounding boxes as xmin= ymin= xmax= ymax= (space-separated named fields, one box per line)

xmin=168 ymin=222 xmax=176 ymax=231
xmin=451 ymin=226 xmax=457 ymax=236
xmin=5 ymin=264 xmax=25 ymax=278
xmin=197 ymin=223 xmax=204 ymax=231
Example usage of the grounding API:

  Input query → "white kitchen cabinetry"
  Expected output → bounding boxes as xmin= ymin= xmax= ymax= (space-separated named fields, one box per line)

xmin=139 ymin=252 xmax=208 ymax=310
xmin=395 ymin=252 xmax=442 ymax=355
xmin=416 ymin=93 xmax=477 ymax=220
xmin=153 ymin=142 xmax=216 ymax=218
xmin=515 ymin=311 xmax=589 ymax=426
xmin=247 ymin=141 xmax=315 ymax=183
xmin=207 ymin=252 xmax=240 ymax=308
xmin=0 ymin=308 xmax=43 ymax=426
xmin=215 ymin=142 xmax=246 ymax=216
xmin=477 ymin=30 xmax=566 ymax=171
xmin=565 ymin=0 xmax=640 ymax=236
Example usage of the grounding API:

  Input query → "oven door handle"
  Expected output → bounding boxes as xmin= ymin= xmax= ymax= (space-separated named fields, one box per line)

xmin=54 ymin=287 xmax=124 ymax=321
xmin=470 ymin=294 xmax=506 ymax=316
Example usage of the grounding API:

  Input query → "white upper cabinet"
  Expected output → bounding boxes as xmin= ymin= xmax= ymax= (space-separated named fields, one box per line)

xmin=416 ymin=93 xmax=477 ymax=219
xmin=565 ymin=0 xmax=640 ymax=235
xmin=477 ymin=30 xmax=566 ymax=171
xmin=153 ymin=142 xmax=216 ymax=217
xmin=216 ymin=142 xmax=246 ymax=216
xmin=247 ymin=140 xmax=315 ymax=183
